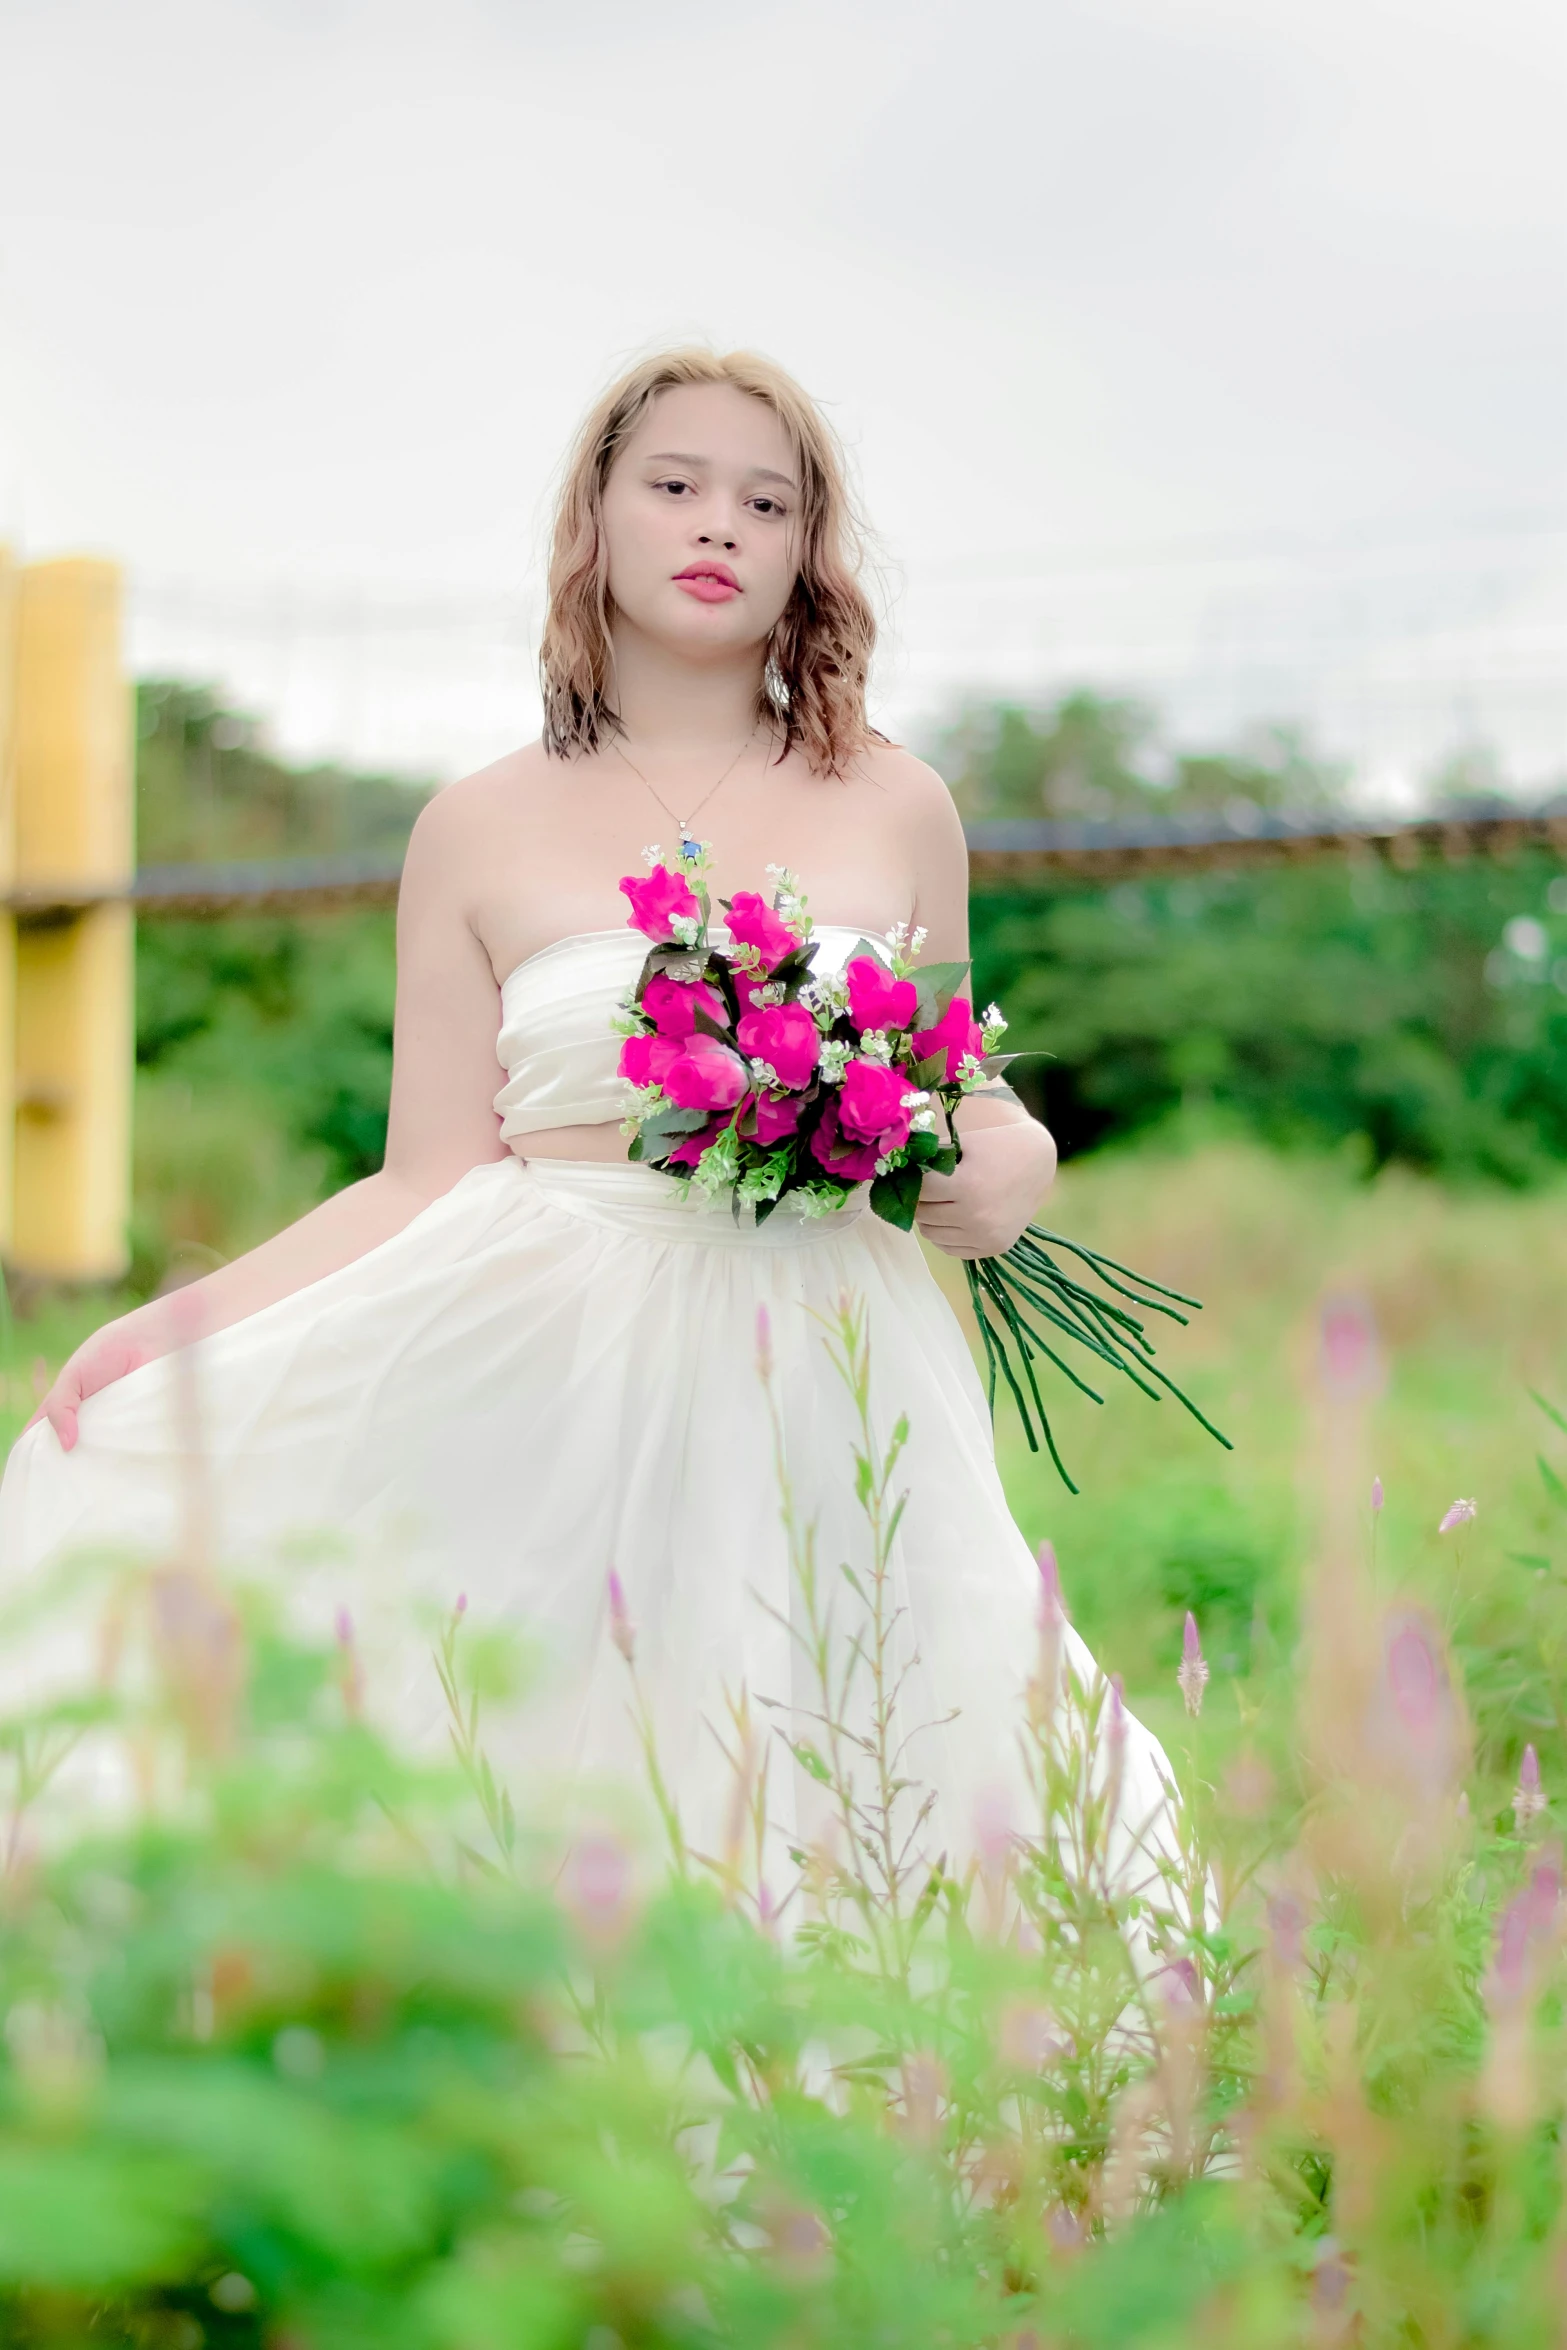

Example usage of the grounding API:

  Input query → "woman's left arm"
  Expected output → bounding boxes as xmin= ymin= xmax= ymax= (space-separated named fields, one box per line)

xmin=892 ymin=749 xmax=1058 ymax=1258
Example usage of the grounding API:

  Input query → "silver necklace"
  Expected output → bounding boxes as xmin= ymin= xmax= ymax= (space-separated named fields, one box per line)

xmin=611 ymin=725 xmax=759 ymax=860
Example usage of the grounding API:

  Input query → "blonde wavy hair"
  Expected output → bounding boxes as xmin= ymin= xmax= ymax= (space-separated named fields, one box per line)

xmin=539 ymin=347 xmax=883 ymax=777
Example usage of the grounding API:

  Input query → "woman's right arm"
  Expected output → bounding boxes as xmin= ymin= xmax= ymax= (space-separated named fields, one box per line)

xmin=30 ymin=784 xmax=511 ymax=1451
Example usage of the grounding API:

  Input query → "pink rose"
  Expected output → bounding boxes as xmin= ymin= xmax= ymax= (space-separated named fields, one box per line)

xmin=641 ymin=973 xmax=726 ymax=1039
xmin=618 ymin=1032 xmax=681 ymax=1089
xmin=724 ymin=891 xmax=800 ymax=973
xmin=663 ymin=1034 xmax=749 ymax=1113
xmin=809 ymin=1100 xmax=883 ymax=1182
xmin=748 ymin=1089 xmax=807 ymax=1147
xmin=838 ymin=1057 xmax=915 ymax=1152
xmin=913 ymin=994 xmax=983 ymax=1082
xmin=736 ymin=1001 xmax=819 ymax=1091
xmin=846 ymin=955 xmax=918 ymax=1036
xmin=620 ymin=864 xmax=701 ymax=943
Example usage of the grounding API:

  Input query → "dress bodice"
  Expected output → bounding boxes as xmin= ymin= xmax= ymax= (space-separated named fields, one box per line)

xmin=492 ymin=924 xmax=876 ymax=1145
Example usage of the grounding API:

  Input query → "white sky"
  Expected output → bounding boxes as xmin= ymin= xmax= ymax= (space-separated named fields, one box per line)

xmin=2 ymin=0 xmax=1565 ymax=795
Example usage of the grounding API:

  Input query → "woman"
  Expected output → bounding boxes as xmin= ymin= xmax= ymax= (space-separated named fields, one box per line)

xmin=1 ymin=349 xmax=1183 ymax=1902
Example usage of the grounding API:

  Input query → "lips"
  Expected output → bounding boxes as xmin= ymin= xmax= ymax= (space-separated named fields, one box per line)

xmin=673 ymin=563 xmax=741 ymax=603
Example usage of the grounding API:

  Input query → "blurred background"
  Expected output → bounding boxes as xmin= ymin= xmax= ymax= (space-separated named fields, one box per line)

xmin=2 ymin=0 xmax=1565 ymax=1736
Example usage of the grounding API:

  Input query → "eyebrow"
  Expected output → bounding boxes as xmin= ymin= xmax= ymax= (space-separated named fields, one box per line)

xmin=644 ymin=451 xmax=799 ymax=490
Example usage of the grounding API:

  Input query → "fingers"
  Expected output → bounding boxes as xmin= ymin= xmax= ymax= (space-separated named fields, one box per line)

xmin=914 ymin=1210 xmax=981 ymax=1257
xmin=42 ymin=1373 xmax=83 ymax=1452
xmin=915 ymin=1169 xmax=964 ymax=1204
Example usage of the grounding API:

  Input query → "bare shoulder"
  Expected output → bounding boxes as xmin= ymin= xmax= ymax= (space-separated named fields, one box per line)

xmin=408 ymin=741 xmax=550 ymax=850
xmin=854 ymin=739 xmax=966 ymax=855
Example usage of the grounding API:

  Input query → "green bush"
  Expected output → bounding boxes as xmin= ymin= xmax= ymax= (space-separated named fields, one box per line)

xmin=971 ymin=854 xmax=1567 ymax=1179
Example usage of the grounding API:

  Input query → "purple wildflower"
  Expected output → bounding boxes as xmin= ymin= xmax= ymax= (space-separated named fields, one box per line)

xmin=1177 ymin=1611 xmax=1209 ymax=1717
xmin=1514 ymin=1742 xmax=1546 ymax=1832
xmin=1438 ymin=1497 xmax=1477 ymax=1535
xmin=1371 ymin=1475 xmax=1384 ymax=1514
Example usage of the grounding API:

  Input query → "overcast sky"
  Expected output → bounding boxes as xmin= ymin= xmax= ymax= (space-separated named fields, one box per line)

xmin=3 ymin=0 xmax=1564 ymax=791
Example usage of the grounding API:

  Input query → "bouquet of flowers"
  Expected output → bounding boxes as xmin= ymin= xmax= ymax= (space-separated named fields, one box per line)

xmin=615 ymin=845 xmax=1228 ymax=1489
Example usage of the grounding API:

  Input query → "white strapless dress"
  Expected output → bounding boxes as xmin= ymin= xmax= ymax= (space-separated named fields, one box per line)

xmin=0 ymin=925 xmax=1189 ymax=1902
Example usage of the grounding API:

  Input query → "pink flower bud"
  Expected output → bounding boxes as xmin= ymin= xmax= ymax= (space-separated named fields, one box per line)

xmin=755 ymin=1303 xmax=773 ymax=1381
xmin=1371 ymin=1475 xmax=1384 ymax=1513
xmin=1036 ymin=1539 xmax=1065 ymax=1625
xmin=1177 ymin=1610 xmax=1209 ymax=1717
xmin=1438 ymin=1497 xmax=1477 ymax=1535
xmin=1514 ymin=1742 xmax=1546 ymax=1832
xmin=455 ymin=1592 xmax=468 ymax=1617
xmin=334 ymin=1606 xmax=353 ymax=1648
xmin=607 ymin=1568 xmax=635 ymax=1666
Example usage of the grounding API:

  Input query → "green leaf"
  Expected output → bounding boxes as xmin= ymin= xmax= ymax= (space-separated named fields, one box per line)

xmin=791 ymin=1739 xmax=833 ymax=1784
xmin=0 ymin=2142 xmax=202 ymax=2288
xmin=1533 ymin=1389 xmax=1567 ymax=1437
xmin=912 ymin=959 xmax=972 ymax=1026
xmin=636 ymin=1104 xmax=711 ymax=1148
xmin=1538 ymin=1454 xmax=1567 ymax=1507
xmin=870 ymin=1162 xmax=923 ymax=1230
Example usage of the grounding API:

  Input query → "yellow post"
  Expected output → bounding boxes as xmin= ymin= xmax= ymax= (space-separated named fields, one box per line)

xmin=11 ymin=558 xmax=134 ymax=1282
xmin=0 ymin=547 xmax=17 ymax=1257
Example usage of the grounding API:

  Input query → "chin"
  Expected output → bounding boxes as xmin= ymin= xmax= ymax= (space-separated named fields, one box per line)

xmin=649 ymin=602 xmax=773 ymax=663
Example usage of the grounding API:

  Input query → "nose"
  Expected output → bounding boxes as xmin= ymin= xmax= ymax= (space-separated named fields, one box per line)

xmin=697 ymin=524 xmax=739 ymax=552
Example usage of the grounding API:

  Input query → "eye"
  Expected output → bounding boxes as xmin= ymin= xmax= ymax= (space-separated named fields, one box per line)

xmin=750 ymin=494 xmax=789 ymax=518
xmin=654 ymin=476 xmax=695 ymax=497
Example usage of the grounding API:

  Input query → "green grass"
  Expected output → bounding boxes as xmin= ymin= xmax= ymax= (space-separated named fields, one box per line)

xmin=925 ymin=1127 xmax=1567 ymax=1758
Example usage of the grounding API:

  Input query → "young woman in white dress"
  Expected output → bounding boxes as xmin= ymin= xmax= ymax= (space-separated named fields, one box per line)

xmin=1 ymin=349 xmax=1184 ymax=1899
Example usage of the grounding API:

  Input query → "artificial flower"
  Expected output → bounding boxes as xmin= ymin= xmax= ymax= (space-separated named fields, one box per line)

xmin=808 ymin=1100 xmax=884 ymax=1182
xmin=838 ymin=1057 xmax=916 ymax=1153
xmin=913 ymin=993 xmax=984 ymax=1083
xmin=641 ymin=972 xmax=727 ymax=1038
xmin=662 ymin=1035 xmax=750 ymax=1114
xmin=846 ymin=955 xmax=918 ymax=1035
xmin=617 ymin=1032 xmax=681 ymax=1089
xmin=736 ymin=1001 xmax=820 ymax=1091
xmin=620 ymin=864 xmax=702 ymax=943
xmin=724 ymin=890 xmax=801 ymax=972
xmin=747 ymin=1089 xmax=808 ymax=1147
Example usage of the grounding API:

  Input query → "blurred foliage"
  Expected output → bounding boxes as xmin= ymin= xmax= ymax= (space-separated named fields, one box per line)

xmin=136 ymin=679 xmax=431 ymax=864
xmin=947 ymin=689 xmax=1567 ymax=1180
xmin=133 ymin=910 xmax=398 ymax=1289
xmin=939 ymin=690 xmax=1345 ymax=827
xmin=131 ymin=682 xmax=418 ymax=1284
xmin=971 ymin=852 xmax=1567 ymax=1178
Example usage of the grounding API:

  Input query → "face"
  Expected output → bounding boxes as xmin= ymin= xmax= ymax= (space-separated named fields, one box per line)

xmin=600 ymin=381 xmax=802 ymax=664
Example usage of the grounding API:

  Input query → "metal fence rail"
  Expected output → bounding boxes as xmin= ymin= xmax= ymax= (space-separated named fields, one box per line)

xmin=6 ymin=800 xmax=1566 ymax=921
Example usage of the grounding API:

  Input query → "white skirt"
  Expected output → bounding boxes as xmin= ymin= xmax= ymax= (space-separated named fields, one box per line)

xmin=0 ymin=1156 xmax=1187 ymax=1904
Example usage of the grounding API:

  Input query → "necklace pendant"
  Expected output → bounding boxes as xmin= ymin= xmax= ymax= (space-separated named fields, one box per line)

xmin=679 ymin=833 xmax=701 ymax=861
